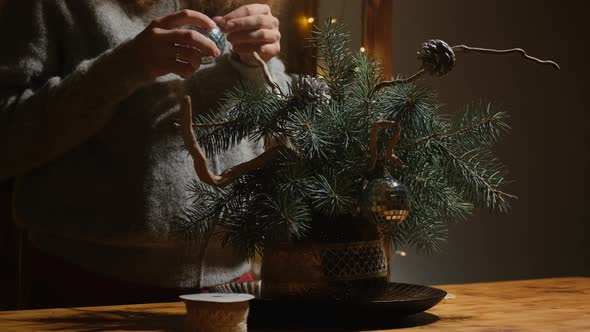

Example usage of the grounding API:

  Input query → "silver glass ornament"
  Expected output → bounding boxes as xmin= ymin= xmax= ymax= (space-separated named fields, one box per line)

xmin=186 ymin=26 xmax=226 ymax=64
xmin=361 ymin=177 xmax=410 ymax=225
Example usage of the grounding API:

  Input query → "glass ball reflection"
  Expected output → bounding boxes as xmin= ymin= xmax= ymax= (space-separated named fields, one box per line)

xmin=361 ymin=177 xmax=410 ymax=225
xmin=185 ymin=26 xmax=226 ymax=64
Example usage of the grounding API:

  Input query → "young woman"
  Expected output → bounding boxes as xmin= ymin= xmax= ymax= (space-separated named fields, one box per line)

xmin=0 ymin=0 xmax=288 ymax=307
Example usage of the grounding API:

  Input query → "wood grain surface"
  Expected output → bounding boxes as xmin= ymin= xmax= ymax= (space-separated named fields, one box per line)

xmin=0 ymin=277 xmax=588 ymax=331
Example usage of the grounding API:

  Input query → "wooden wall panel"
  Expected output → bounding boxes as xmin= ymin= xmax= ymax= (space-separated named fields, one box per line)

xmin=277 ymin=0 xmax=318 ymax=75
xmin=362 ymin=0 xmax=393 ymax=78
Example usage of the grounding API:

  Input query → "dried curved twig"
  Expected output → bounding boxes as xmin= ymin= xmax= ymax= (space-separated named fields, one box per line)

xmin=368 ymin=45 xmax=560 ymax=98
xmin=368 ymin=70 xmax=426 ymax=99
xmin=180 ymin=96 xmax=283 ymax=188
xmin=253 ymin=52 xmax=282 ymax=96
xmin=192 ymin=121 xmax=233 ymax=129
xmin=452 ymin=45 xmax=560 ymax=70
xmin=385 ymin=122 xmax=402 ymax=166
xmin=179 ymin=53 xmax=288 ymax=187
xmin=369 ymin=120 xmax=403 ymax=173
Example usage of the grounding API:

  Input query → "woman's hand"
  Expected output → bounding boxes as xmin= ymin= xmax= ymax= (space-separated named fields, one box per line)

xmin=130 ymin=10 xmax=222 ymax=79
xmin=214 ymin=4 xmax=281 ymax=66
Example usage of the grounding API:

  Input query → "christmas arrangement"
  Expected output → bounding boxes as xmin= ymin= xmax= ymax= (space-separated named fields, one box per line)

xmin=175 ymin=20 xmax=558 ymax=299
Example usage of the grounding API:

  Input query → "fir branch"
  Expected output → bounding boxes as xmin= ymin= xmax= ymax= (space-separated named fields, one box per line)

xmin=260 ymin=194 xmax=312 ymax=240
xmin=171 ymin=180 xmax=232 ymax=243
xmin=404 ymin=215 xmax=449 ymax=254
xmin=401 ymin=165 xmax=474 ymax=224
xmin=308 ymin=172 xmax=355 ymax=216
xmin=387 ymin=212 xmax=448 ymax=254
xmin=436 ymin=146 xmax=516 ymax=213
xmin=378 ymin=83 xmax=440 ymax=138
xmin=310 ymin=19 xmax=356 ymax=102
xmin=286 ymin=105 xmax=335 ymax=159
xmin=351 ymin=53 xmax=383 ymax=104
xmin=196 ymin=82 xmax=284 ymax=155
xmin=220 ymin=213 xmax=265 ymax=260
xmin=276 ymin=161 xmax=314 ymax=198
xmin=408 ymin=102 xmax=510 ymax=150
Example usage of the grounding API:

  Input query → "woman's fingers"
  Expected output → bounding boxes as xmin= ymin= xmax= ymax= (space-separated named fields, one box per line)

xmin=167 ymin=29 xmax=220 ymax=57
xmin=151 ymin=9 xmax=216 ymax=30
xmin=227 ymin=29 xmax=280 ymax=46
xmin=169 ymin=57 xmax=201 ymax=78
xmin=172 ymin=44 xmax=202 ymax=67
xmin=232 ymin=43 xmax=280 ymax=61
xmin=214 ymin=4 xmax=281 ymax=66
xmin=223 ymin=14 xmax=279 ymax=33
xmin=222 ymin=4 xmax=272 ymax=22
xmin=133 ymin=10 xmax=222 ymax=79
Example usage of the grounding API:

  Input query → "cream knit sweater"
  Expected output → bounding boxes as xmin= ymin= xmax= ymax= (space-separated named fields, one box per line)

xmin=0 ymin=0 xmax=290 ymax=288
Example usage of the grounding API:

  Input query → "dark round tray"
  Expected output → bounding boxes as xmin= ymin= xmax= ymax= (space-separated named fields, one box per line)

xmin=209 ymin=281 xmax=447 ymax=329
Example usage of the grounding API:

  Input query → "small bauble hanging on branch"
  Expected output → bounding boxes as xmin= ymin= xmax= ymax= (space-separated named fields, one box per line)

xmin=361 ymin=176 xmax=410 ymax=226
xmin=361 ymin=120 xmax=410 ymax=226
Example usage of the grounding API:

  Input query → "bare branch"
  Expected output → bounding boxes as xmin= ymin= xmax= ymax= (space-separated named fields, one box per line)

xmin=253 ymin=51 xmax=283 ymax=96
xmin=192 ymin=121 xmax=233 ymax=129
xmin=369 ymin=120 xmax=403 ymax=173
xmin=368 ymin=70 xmax=426 ymax=99
xmin=368 ymin=44 xmax=560 ymax=98
xmin=180 ymin=96 xmax=283 ymax=188
xmin=452 ymin=45 xmax=560 ymax=70
xmin=386 ymin=122 xmax=403 ymax=166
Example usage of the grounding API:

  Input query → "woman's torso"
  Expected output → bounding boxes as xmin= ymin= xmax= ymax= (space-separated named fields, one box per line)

xmin=11 ymin=0 xmax=259 ymax=287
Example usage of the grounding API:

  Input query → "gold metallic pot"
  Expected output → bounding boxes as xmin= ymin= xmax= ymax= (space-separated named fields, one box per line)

xmin=260 ymin=216 xmax=388 ymax=300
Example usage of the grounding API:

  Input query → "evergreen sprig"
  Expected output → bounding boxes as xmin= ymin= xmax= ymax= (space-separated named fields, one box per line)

xmin=195 ymin=81 xmax=286 ymax=156
xmin=310 ymin=19 xmax=356 ymax=102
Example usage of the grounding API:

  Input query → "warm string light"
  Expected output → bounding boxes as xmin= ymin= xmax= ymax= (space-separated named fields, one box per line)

xmin=303 ymin=17 xmax=336 ymax=26
xmin=300 ymin=16 xmax=365 ymax=55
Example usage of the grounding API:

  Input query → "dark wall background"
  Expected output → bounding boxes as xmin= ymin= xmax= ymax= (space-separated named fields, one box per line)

xmin=0 ymin=0 xmax=17 ymax=312
xmin=389 ymin=0 xmax=589 ymax=285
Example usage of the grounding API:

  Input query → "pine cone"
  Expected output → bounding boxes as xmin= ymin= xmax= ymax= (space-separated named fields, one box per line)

xmin=298 ymin=75 xmax=331 ymax=104
xmin=417 ymin=39 xmax=456 ymax=76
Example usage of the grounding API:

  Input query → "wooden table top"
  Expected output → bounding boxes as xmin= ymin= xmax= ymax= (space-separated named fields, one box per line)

xmin=0 ymin=277 xmax=588 ymax=331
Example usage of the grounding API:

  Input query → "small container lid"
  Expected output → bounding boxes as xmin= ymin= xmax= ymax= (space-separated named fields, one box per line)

xmin=180 ymin=293 xmax=254 ymax=303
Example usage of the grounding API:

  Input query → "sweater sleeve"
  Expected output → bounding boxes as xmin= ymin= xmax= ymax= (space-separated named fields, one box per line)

xmin=0 ymin=1 xmax=148 ymax=180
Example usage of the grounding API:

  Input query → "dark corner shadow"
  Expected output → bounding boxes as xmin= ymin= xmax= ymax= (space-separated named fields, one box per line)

xmin=12 ymin=308 xmax=184 ymax=332
xmin=250 ymin=312 xmax=440 ymax=331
